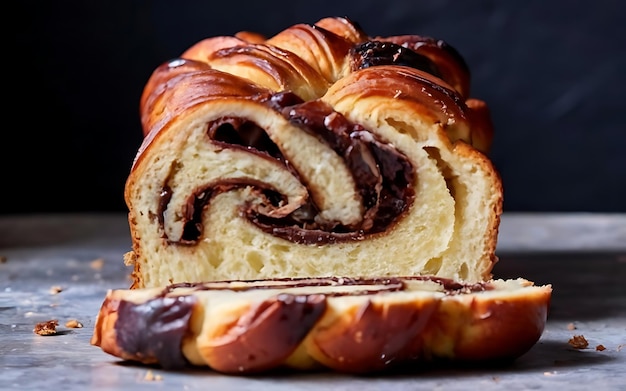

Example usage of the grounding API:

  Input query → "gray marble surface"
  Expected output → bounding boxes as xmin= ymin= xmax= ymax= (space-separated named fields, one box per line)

xmin=1 ymin=213 xmax=625 ymax=390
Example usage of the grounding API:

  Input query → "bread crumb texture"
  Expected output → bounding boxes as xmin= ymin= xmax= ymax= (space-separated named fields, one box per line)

xmin=65 ymin=319 xmax=83 ymax=328
xmin=143 ymin=370 xmax=163 ymax=381
xmin=49 ymin=285 xmax=63 ymax=295
xmin=34 ymin=320 xmax=59 ymax=336
xmin=568 ymin=335 xmax=589 ymax=349
xmin=90 ymin=258 xmax=105 ymax=270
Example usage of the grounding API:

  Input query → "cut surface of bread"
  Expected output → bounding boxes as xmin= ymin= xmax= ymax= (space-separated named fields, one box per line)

xmin=91 ymin=16 xmax=552 ymax=374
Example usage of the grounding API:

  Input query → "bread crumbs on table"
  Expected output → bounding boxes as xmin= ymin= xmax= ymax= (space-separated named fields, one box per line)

xmin=49 ymin=285 xmax=63 ymax=294
xmin=34 ymin=320 xmax=59 ymax=336
xmin=568 ymin=335 xmax=589 ymax=349
xmin=144 ymin=370 xmax=163 ymax=381
xmin=566 ymin=322 xmax=576 ymax=330
xmin=90 ymin=258 xmax=105 ymax=270
xmin=65 ymin=319 xmax=83 ymax=328
xmin=595 ymin=344 xmax=606 ymax=351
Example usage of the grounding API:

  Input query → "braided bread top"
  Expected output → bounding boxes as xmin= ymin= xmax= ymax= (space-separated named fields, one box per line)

xmin=140 ymin=17 xmax=493 ymax=156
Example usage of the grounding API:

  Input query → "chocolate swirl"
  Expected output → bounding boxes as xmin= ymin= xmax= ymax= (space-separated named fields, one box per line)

xmin=157 ymin=88 xmax=415 ymax=245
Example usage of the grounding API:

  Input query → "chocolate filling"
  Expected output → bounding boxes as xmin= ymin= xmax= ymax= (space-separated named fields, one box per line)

xmin=379 ymin=35 xmax=470 ymax=77
xmin=165 ymin=275 xmax=491 ymax=296
xmin=115 ymin=295 xmax=197 ymax=369
xmin=160 ymin=91 xmax=416 ymax=245
xmin=349 ymin=40 xmax=443 ymax=78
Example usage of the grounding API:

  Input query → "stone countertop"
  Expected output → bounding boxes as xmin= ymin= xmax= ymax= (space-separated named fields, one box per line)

xmin=1 ymin=213 xmax=625 ymax=390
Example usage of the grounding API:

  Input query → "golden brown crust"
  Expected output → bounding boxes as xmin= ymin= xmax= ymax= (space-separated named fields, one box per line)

xmin=420 ymin=285 xmax=552 ymax=360
xmin=180 ymin=36 xmax=249 ymax=68
xmin=322 ymin=65 xmax=493 ymax=154
xmin=197 ymin=43 xmax=330 ymax=100
xmin=170 ymin=16 xmax=489 ymax=149
xmin=234 ymin=31 xmax=267 ymax=43
xmin=449 ymin=290 xmax=551 ymax=360
xmin=304 ymin=296 xmax=439 ymax=372
xmin=465 ymin=98 xmax=495 ymax=153
xmin=90 ymin=294 xmax=126 ymax=361
xmin=265 ymin=23 xmax=354 ymax=84
xmin=91 ymin=279 xmax=552 ymax=373
xmin=139 ymin=59 xmax=270 ymax=137
xmin=199 ymin=294 xmax=327 ymax=373
xmin=170 ymin=19 xmax=491 ymax=152
xmin=314 ymin=16 xmax=369 ymax=44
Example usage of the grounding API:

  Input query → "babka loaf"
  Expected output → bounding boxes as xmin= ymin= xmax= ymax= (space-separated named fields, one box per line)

xmin=125 ymin=16 xmax=500 ymax=288
xmin=91 ymin=17 xmax=552 ymax=374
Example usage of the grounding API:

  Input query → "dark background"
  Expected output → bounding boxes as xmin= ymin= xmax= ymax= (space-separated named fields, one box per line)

xmin=7 ymin=0 xmax=625 ymax=215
